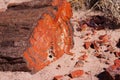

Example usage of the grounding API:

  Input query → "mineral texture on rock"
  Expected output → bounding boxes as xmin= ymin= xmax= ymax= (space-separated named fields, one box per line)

xmin=0 ymin=0 xmax=54 ymax=72
xmin=0 ymin=0 xmax=74 ymax=73
xmin=23 ymin=0 xmax=74 ymax=73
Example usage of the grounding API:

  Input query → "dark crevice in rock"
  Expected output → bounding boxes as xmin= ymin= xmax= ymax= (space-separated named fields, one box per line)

xmin=0 ymin=56 xmax=31 ymax=72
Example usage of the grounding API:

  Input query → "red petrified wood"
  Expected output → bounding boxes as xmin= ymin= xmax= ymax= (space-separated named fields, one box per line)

xmin=23 ymin=0 xmax=73 ymax=73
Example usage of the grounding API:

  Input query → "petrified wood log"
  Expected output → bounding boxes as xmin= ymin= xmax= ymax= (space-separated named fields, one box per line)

xmin=0 ymin=0 xmax=54 ymax=72
xmin=23 ymin=0 xmax=73 ymax=73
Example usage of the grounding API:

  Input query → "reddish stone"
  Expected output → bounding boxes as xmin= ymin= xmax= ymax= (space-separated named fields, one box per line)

xmin=78 ymin=54 xmax=88 ymax=61
xmin=53 ymin=75 xmax=63 ymax=80
xmin=114 ymin=59 xmax=120 ymax=67
xmin=70 ymin=70 xmax=84 ymax=78
xmin=94 ymin=52 xmax=101 ymax=57
xmin=99 ymin=34 xmax=109 ymax=43
xmin=84 ymin=42 xmax=91 ymax=49
xmin=114 ymin=52 xmax=120 ymax=57
xmin=107 ymin=59 xmax=120 ymax=71
xmin=109 ymin=65 xmax=118 ymax=70
xmin=106 ymin=59 xmax=120 ymax=80
xmin=93 ymin=41 xmax=99 ymax=51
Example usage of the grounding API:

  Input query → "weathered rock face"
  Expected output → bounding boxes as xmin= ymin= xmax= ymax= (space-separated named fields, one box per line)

xmin=0 ymin=0 xmax=54 ymax=72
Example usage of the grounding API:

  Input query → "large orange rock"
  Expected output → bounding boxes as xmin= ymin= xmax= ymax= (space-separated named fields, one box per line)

xmin=23 ymin=0 xmax=74 ymax=73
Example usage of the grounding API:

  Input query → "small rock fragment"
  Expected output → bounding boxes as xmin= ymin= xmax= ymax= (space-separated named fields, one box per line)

xmin=78 ymin=54 xmax=88 ymax=61
xmin=99 ymin=34 xmax=109 ymax=43
xmin=106 ymin=62 xmax=120 ymax=80
xmin=114 ymin=59 xmax=120 ymax=67
xmin=74 ymin=61 xmax=84 ymax=68
xmin=69 ymin=70 xmax=84 ymax=78
xmin=106 ymin=59 xmax=120 ymax=77
xmin=53 ymin=75 xmax=63 ymax=80
xmin=84 ymin=42 xmax=91 ymax=49
xmin=94 ymin=52 xmax=101 ymax=57
xmin=93 ymin=41 xmax=99 ymax=51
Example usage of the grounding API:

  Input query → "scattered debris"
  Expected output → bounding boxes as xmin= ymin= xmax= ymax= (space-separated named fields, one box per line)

xmin=0 ymin=0 xmax=120 ymax=79
xmin=105 ymin=59 xmax=120 ymax=80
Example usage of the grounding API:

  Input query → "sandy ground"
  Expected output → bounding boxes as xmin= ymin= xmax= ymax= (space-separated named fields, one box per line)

xmin=0 ymin=10 xmax=120 ymax=80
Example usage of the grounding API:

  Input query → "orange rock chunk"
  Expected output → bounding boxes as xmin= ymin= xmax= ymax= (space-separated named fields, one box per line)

xmin=114 ymin=59 xmax=120 ymax=67
xmin=99 ymin=34 xmax=109 ymax=43
xmin=107 ymin=59 xmax=120 ymax=71
xmin=70 ymin=70 xmax=84 ymax=78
